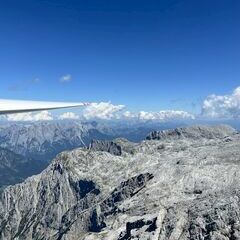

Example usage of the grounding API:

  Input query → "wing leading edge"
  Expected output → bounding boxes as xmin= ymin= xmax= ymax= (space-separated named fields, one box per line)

xmin=0 ymin=99 xmax=89 ymax=115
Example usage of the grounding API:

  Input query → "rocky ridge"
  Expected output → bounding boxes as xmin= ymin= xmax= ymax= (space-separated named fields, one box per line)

xmin=146 ymin=124 xmax=236 ymax=141
xmin=0 ymin=125 xmax=240 ymax=239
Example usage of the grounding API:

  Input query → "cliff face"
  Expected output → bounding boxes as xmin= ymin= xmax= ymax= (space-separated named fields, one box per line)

xmin=0 ymin=125 xmax=240 ymax=240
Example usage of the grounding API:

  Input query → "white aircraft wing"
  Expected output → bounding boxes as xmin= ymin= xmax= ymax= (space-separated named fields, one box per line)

xmin=0 ymin=99 xmax=89 ymax=115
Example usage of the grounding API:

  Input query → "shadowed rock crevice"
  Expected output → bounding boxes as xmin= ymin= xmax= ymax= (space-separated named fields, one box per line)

xmin=118 ymin=217 xmax=157 ymax=240
xmin=88 ymin=209 xmax=106 ymax=232
xmin=78 ymin=180 xmax=101 ymax=198
xmin=55 ymin=173 xmax=154 ymax=238
xmin=69 ymin=179 xmax=101 ymax=199
xmin=100 ymin=173 xmax=154 ymax=217
xmin=88 ymin=139 xmax=122 ymax=156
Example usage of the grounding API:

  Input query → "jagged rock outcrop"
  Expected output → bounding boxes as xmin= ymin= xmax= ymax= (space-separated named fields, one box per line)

xmin=89 ymin=139 xmax=122 ymax=156
xmin=0 ymin=125 xmax=240 ymax=239
xmin=146 ymin=124 xmax=236 ymax=141
xmin=88 ymin=138 xmax=137 ymax=156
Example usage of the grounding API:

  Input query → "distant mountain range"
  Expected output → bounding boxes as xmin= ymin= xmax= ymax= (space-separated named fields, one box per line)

xmin=0 ymin=147 xmax=47 ymax=189
xmin=0 ymin=120 xmax=185 ymax=162
xmin=0 ymin=121 xmax=110 ymax=162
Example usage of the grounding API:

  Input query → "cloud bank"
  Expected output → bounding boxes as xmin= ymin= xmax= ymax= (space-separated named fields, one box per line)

xmin=123 ymin=110 xmax=195 ymax=121
xmin=82 ymin=102 xmax=125 ymax=120
xmin=1 ymin=102 xmax=194 ymax=122
xmin=202 ymin=86 xmax=240 ymax=118
xmin=58 ymin=112 xmax=80 ymax=120
xmin=5 ymin=86 xmax=240 ymax=122
xmin=5 ymin=111 xmax=53 ymax=122
xmin=82 ymin=102 xmax=194 ymax=121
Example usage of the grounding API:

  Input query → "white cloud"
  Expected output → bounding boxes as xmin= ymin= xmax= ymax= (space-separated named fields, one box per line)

xmin=58 ymin=112 xmax=80 ymax=120
xmin=123 ymin=110 xmax=195 ymax=121
xmin=60 ymin=74 xmax=72 ymax=83
xmin=81 ymin=102 xmax=194 ymax=121
xmin=202 ymin=86 xmax=240 ymax=118
xmin=0 ymin=101 xmax=195 ymax=122
xmin=6 ymin=111 xmax=53 ymax=122
xmin=83 ymin=102 xmax=125 ymax=120
xmin=122 ymin=111 xmax=137 ymax=118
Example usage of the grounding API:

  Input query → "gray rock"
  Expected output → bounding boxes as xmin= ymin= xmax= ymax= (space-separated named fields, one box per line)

xmin=89 ymin=139 xmax=122 ymax=156
xmin=88 ymin=138 xmax=137 ymax=156
xmin=1 ymin=125 xmax=240 ymax=239
xmin=146 ymin=124 xmax=236 ymax=141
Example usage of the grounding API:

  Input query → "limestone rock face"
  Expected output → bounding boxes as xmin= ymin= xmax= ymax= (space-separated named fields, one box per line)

xmin=88 ymin=139 xmax=123 ymax=156
xmin=1 ymin=125 xmax=240 ymax=240
xmin=88 ymin=138 xmax=137 ymax=156
xmin=146 ymin=124 xmax=236 ymax=141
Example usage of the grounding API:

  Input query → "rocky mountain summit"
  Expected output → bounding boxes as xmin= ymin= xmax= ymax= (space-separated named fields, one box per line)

xmin=1 ymin=125 xmax=240 ymax=239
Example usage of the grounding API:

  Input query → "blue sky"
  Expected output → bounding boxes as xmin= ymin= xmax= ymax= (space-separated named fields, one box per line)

xmin=0 ymin=0 xmax=240 ymax=116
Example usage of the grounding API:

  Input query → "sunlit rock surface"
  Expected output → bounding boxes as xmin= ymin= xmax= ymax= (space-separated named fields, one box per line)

xmin=0 ymin=125 xmax=240 ymax=240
